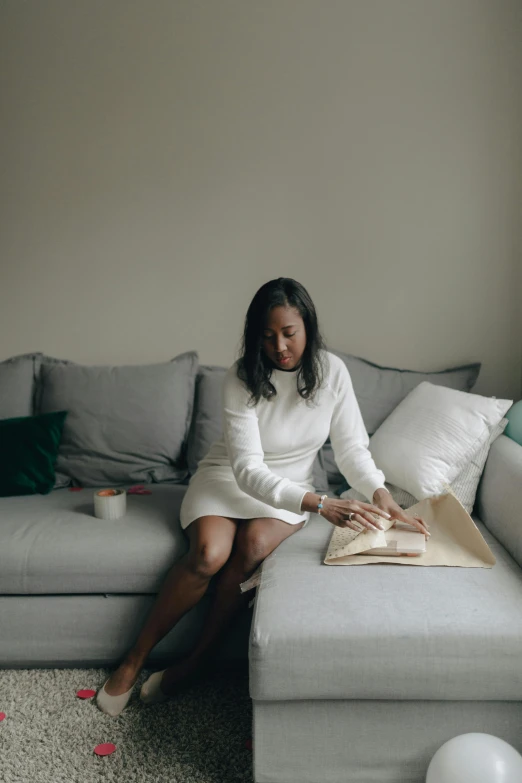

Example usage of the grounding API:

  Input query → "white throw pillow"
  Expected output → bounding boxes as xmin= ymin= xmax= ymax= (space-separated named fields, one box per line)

xmin=343 ymin=417 xmax=508 ymax=514
xmin=450 ymin=417 xmax=508 ymax=512
xmin=368 ymin=382 xmax=512 ymax=500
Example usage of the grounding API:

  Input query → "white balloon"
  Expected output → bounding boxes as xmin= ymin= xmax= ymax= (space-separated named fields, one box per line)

xmin=426 ymin=733 xmax=522 ymax=783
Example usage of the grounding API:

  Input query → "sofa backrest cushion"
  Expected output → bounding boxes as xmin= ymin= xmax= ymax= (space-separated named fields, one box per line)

xmin=476 ymin=434 xmax=522 ymax=569
xmin=0 ymin=353 xmax=42 ymax=419
xmin=33 ymin=353 xmax=73 ymax=413
xmin=37 ymin=351 xmax=198 ymax=487
xmin=331 ymin=350 xmax=481 ymax=435
xmin=186 ymin=365 xmax=227 ymax=476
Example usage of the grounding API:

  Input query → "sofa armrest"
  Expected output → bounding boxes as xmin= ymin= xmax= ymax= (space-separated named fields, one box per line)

xmin=476 ymin=434 xmax=522 ymax=568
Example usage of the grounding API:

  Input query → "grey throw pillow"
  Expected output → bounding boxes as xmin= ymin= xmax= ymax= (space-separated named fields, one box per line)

xmin=186 ymin=364 xmax=330 ymax=491
xmin=38 ymin=351 xmax=198 ymax=486
xmin=186 ymin=365 xmax=227 ymax=475
xmin=331 ymin=350 xmax=481 ymax=434
xmin=322 ymin=351 xmax=481 ymax=485
xmin=0 ymin=353 xmax=42 ymax=419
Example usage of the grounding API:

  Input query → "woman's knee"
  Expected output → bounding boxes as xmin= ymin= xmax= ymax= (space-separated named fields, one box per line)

xmin=187 ymin=541 xmax=232 ymax=579
xmin=186 ymin=517 xmax=237 ymax=578
xmin=234 ymin=524 xmax=274 ymax=572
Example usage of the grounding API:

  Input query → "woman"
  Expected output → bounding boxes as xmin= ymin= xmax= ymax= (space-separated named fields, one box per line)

xmin=96 ymin=277 xmax=429 ymax=717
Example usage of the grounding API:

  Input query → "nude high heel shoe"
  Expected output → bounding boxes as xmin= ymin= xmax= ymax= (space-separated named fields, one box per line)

xmin=139 ymin=669 xmax=169 ymax=705
xmin=96 ymin=678 xmax=137 ymax=717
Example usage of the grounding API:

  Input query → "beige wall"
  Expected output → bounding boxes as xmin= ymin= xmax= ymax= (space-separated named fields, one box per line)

xmin=1 ymin=0 xmax=521 ymax=399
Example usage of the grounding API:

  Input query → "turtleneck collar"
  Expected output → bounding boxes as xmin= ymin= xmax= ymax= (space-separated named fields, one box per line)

xmin=270 ymin=363 xmax=300 ymax=374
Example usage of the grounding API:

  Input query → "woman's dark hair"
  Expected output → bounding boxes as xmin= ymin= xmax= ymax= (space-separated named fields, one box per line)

xmin=237 ymin=277 xmax=327 ymax=405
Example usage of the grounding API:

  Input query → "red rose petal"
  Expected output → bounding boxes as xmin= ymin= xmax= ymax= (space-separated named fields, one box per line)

xmin=245 ymin=738 xmax=253 ymax=751
xmin=69 ymin=487 xmax=83 ymax=492
xmin=0 ymin=712 xmax=6 ymax=722
xmin=94 ymin=742 xmax=116 ymax=756
xmin=77 ymin=689 xmax=96 ymax=699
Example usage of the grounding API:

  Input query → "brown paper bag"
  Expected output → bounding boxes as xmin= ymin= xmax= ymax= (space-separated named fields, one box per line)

xmin=324 ymin=491 xmax=496 ymax=568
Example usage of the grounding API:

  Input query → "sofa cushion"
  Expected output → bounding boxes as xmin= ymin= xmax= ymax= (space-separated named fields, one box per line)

xmin=369 ymin=382 xmax=512 ymax=499
xmin=341 ymin=417 xmax=509 ymax=514
xmin=249 ymin=513 xmax=522 ymax=702
xmin=322 ymin=352 xmax=482 ymax=484
xmin=331 ymin=351 xmax=481 ymax=435
xmin=186 ymin=365 xmax=227 ymax=475
xmin=38 ymin=351 xmax=198 ymax=486
xmin=477 ymin=435 xmax=522 ymax=570
xmin=186 ymin=364 xmax=330 ymax=492
xmin=0 ymin=484 xmax=189 ymax=594
xmin=505 ymin=400 xmax=522 ymax=445
xmin=32 ymin=353 xmax=73 ymax=413
xmin=0 ymin=353 xmax=41 ymax=419
xmin=31 ymin=355 xmax=75 ymax=489
xmin=0 ymin=411 xmax=68 ymax=497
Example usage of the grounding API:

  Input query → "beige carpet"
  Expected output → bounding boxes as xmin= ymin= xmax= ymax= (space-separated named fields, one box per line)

xmin=0 ymin=664 xmax=253 ymax=782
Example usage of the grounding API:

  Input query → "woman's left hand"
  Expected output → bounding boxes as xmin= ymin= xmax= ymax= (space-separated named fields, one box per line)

xmin=372 ymin=488 xmax=430 ymax=539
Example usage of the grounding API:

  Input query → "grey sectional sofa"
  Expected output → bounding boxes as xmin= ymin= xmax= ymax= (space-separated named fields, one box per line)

xmin=1 ymin=350 xmax=521 ymax=783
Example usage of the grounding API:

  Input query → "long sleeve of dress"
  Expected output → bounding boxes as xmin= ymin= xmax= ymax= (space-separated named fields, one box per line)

xmin=329 ymin=361 xmax=387 ymax=502
xmin=222 ymin=368 xmax=309 ymax=514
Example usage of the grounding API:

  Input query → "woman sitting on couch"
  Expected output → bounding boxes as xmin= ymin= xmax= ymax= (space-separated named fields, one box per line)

xmin=97 ymin=276 xmax=429 ymax=716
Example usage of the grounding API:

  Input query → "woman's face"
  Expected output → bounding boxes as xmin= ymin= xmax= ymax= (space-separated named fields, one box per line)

xmin=262 ymin=305 xmax=307 ymax=370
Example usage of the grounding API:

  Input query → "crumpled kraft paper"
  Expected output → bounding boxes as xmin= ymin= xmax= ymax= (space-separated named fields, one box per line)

xmin=324 ymin=491 xmax=496 ymax=568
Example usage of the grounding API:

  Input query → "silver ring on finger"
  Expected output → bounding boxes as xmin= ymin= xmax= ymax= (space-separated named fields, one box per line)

xmin=347 ymin=512 xmax=355 ymax=522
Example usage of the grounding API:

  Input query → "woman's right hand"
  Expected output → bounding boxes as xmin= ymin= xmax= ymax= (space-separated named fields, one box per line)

xmin=320 ymin=497 xmax=391 ymax=532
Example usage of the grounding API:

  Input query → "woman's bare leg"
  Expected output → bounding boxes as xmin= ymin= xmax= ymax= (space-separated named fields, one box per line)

xmin=160 ymin=516 xmax=305 ymax=694
xmin=103 ymin=515 xmax=238 ymax=695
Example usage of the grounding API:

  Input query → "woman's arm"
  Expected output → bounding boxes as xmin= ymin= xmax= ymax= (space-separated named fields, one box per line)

xmin=223 ymin=367 xmax=310 ymax=514
xmin=329 ymin=360 xmax=387 ymax=502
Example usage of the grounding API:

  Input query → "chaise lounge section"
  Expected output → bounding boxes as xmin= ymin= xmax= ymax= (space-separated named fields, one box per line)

xmin=249 ymin=435 xmax=522 ymax=783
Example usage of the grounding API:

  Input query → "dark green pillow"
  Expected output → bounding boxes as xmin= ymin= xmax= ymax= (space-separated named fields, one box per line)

xmin=0 ymin=411 xmax=68 ymax=497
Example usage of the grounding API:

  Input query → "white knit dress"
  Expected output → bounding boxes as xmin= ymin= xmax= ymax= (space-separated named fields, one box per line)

xmin=179 ymin=351 xmax=386 ymax=530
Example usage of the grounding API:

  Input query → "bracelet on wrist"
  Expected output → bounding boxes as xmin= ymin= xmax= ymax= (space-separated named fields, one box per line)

xmin=317 ymin=494 xmax=328 ymax=515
